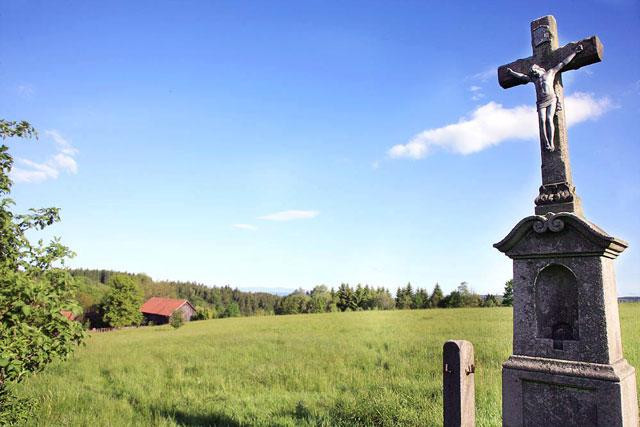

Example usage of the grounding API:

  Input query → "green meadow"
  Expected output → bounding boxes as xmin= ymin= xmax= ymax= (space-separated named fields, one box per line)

xmin=15 ymin=304 xmax=640 ymax=426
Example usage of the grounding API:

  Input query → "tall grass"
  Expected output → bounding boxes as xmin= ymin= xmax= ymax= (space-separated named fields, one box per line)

xmin=15 ymin=304 xmax=640 ymax=426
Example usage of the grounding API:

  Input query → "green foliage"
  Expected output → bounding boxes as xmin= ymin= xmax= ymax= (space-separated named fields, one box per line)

xmin=194 ymin=306 xmax=215 ymax=320
xmin=440 ymin=282 xmax=482 ymax=308
xmin=482 ymin=294 xmax=500 ymax=307
xmin=169 ymin=310 xmax=184 ymax=329
xmin=275 ymin=284 xmax=395 ymax=314
xmin=0 ymin=120 xmax=84 ymax=422
xmin=0 ymin=120 xmax=37 ymax=140
xmin=308 ymin=285 xmax=330 ymax=313
xmin=222 ymin=302 xmax=240 ymax=318
xmin=0 ymin=270 xmax=84 ymax=382
xmin=336 ymin=283 xmax=357 ymax=311
xmin=0 ymin=383 xmax=33 ymax=424
xmin=100 ymin=274 xmax=143 ymax=328
xmin=502 ymin=279 xmax=514 ymax=306
xmin=413 ymin=288 xmax=430 ymax=309
xmin=396 ymin=283 xmax=414 ymax=309
xmin=430 ymin=283 xmax=444 ymax=308
xmin=74 ymin=276 xmax=109 ymax=310
xmin=373 ymin=290 xmax=396 ymax=310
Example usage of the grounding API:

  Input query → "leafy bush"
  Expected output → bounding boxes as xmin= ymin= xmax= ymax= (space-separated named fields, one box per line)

xmin=169 ymin=310 xmax=184 ymax=329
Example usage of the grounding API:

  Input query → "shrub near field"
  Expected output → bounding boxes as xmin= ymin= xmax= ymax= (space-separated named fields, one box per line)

xmin=16 ymin=304 xmax=640 ymax=426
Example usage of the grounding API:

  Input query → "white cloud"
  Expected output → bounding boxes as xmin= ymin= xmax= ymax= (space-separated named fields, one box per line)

xmin=11 ymin=130 xmax=79 ymax=183
xmin=258 ymin=210 xmax=319 ymax=221
xmin=232 ymin=224 xmax=258 ymax=231
xmin=388 ymin=92 xmax=612 ymax=159
xmin=469 ymin=86 xmax=482 ymax=92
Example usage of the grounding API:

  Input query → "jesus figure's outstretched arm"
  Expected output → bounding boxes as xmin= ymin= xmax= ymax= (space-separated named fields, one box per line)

xmin=506 ymin=67 xmax=530 ymax=82
xmin=551 ymin=44 xmax=584 ymax=74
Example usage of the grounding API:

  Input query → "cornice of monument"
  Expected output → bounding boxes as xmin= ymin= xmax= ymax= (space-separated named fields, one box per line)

xmin=494 ymin=212 xmax=628 ymax=259
xmin=503 ymin=355 xmax=636 ymax=383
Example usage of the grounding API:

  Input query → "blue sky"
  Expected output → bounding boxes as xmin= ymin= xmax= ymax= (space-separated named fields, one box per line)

xmin=1 ymin=1 xmax=639 ymax=296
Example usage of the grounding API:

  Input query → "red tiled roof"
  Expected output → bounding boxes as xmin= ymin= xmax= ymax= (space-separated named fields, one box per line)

xmin=140 ymin=297 xmax=191 ymax=317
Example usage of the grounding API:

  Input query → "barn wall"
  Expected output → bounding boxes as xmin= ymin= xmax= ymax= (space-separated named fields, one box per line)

xmin=179 ymin=304 xmax=196 ymax=321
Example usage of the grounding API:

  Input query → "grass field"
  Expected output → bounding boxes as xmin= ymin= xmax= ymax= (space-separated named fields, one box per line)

xmin=15 ymin=304 xmax=640 ymax=426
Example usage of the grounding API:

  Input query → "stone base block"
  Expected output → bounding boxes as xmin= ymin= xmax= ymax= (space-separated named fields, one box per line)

xmin=502 ymin=355 xmax=638 ymax=426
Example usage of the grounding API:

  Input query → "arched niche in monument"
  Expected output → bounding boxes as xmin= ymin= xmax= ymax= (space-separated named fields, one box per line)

xmin=535 ymin=263 xmax=578 ymax=350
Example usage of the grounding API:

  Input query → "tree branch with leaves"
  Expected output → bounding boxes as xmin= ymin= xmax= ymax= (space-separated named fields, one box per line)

xmin=0 ymin=120 xmax=84 ymax=424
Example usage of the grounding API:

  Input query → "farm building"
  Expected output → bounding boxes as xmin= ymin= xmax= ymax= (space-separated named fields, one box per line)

xmin=140 ymin=297 xmax=196 ymax=325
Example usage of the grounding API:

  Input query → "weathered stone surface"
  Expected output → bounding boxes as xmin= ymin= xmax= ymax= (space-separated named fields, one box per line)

xmin=502 ymin=356 xmax=638 ymax=426
xmin=495 ymin=213 xmax=627 ymax=364
xmin=495 ymin=213 xmax=638 ymax=425
xmin=495 ymin=14 xmax=637 ymax=426
xmin=443 ymin=340 xmax=475 ymax=427
xmin=495 ymin=213 xmax=628 ymax=260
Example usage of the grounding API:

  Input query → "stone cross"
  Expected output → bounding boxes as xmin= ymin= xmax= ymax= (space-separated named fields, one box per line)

xmin=497 ymin=15 xmax=603 ymax=216
xmin=443 ymin=340 xmax=475 ymax=427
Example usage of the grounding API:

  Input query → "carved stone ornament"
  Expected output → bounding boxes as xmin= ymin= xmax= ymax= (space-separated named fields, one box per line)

xmin=535 ymin=182 xmax=576 ymax=206
xmin=494 ymin=212 xmax=628 ymax=259
xmin=533 ymin=214 xmax=565 ymax=234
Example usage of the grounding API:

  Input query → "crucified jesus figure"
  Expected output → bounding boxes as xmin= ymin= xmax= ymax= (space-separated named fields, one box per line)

xmin=507 ymin=44 xmax=583 ymax=151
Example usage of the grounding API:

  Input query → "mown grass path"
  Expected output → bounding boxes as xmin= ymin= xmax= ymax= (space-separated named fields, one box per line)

xmin=16 ymin=305 xmax=640 ymax=426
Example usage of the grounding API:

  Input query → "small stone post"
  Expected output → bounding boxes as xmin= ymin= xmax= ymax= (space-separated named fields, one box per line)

xmin=443 ymin=340 xmax=475 ymax=427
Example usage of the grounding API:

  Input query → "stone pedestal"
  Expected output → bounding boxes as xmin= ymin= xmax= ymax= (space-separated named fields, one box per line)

xmin=495 ymin=213 xmax=639 ymax=426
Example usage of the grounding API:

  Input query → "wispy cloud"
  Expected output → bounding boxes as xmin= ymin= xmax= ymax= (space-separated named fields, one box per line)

xmin=469 ymin=85 xmax=485 ymax=101
xmin=258 ymin=210 xmax=319 ymax=221
xmin=16 ymin=84 xmax=35 ymax=98
xmin=11 ymin=130 xmax=79 ymax=183
xmin=467 ymin=67 xmax=496 ymax=83
xmin=388 ymin=92 xmax=612 ymax=159
xmin=232 ymin=224 xmax=258 ymax=231
xmin=46 ymin=130 xmax=78 ymax=156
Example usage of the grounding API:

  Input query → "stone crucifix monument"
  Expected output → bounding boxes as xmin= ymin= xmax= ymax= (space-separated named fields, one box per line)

xmin=497 ymin=15 xmax=604 ymax=216
xmin=494 ymin=15 xmax=639 ymax=426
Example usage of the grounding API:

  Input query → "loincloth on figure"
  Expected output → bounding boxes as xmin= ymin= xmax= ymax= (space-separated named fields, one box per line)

xmin=536 ymin=93 xmax=557 ymax=110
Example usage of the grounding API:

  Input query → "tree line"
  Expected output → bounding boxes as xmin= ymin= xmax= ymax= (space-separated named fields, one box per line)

xmin=70 ymin=268 xmax=515 ymax=328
